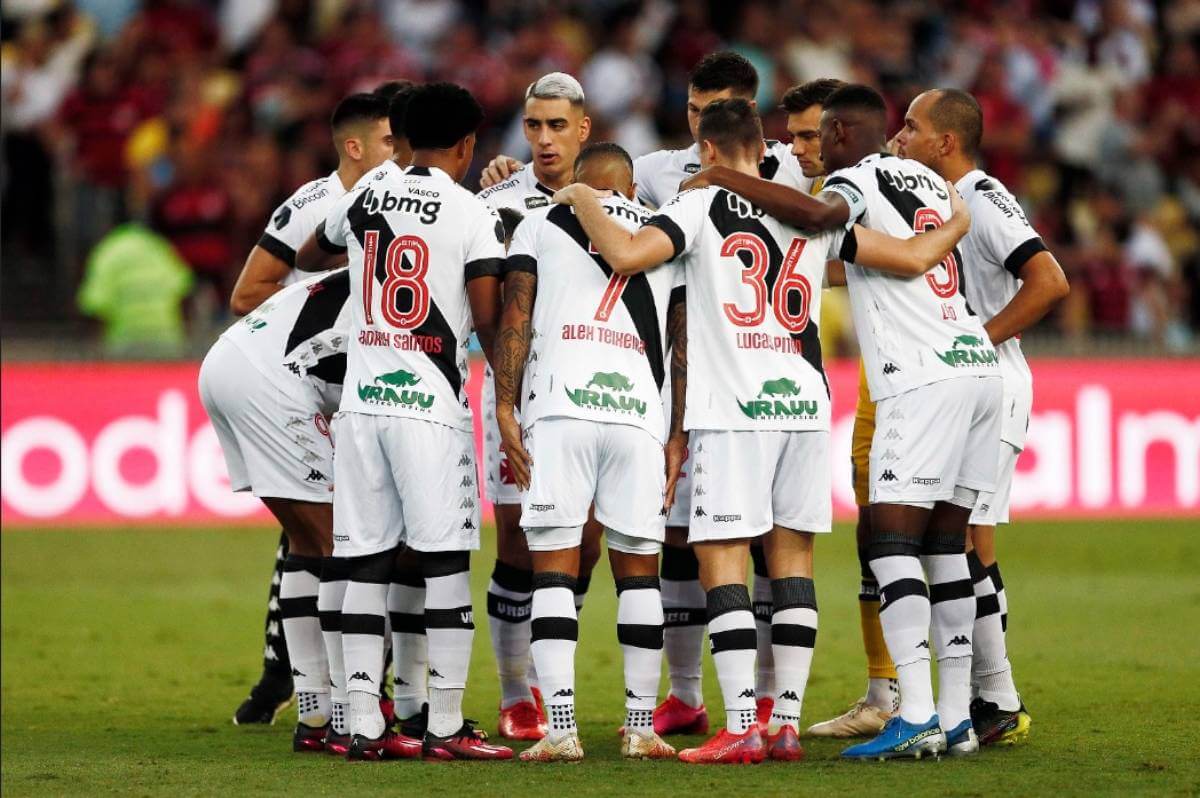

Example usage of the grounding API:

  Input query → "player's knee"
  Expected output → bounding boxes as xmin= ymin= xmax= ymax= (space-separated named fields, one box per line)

xmin=420 ymin=550 xmax=471 ymax=579
xmin=865 ymin=532 xmax=923 ymax=562
xmin=344 ymin=548 xmax=394 ymax=584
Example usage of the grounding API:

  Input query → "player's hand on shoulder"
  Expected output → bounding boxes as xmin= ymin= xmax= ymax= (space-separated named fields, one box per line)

xmin=480 ymin=155 xmax=524 ymax=189
xmin=946 ymin=180 xmax=971 ymax=231
xmin=679 ymin=165 xmax=723 ymax=193
xmin=551 ymin=183 xmax=611 ymax=206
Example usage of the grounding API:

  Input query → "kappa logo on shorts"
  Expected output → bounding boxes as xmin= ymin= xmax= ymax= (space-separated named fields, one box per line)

xmin=915 ymin=640 xmax=930 ymax=649
xmin=694 ymin=463 xmax=704 ymax=475
xmin=528 ymin=503 xmax=555 ymax=512
xmin=887 ymin=406 xmax=904 ymax=420
xmin=879 ymin=470 xmax=898 ymax=482
xmin=695 ymin=441 xmax=703 ymax=453
xmin=882 ymin=363 xmax=900 ymax=375
xmin=305 ymin=469 xmax=328 ymax=482
xmin=462 ymin=518 xmax=476 ymax=530
xmin=949 ymin=635 xmax=971 ymax=646
xmin=291 ymin=667 xmax=306 ymax=677
xmin=285 ymin=362 xmax=303 ymax=377
xmin=880 ymin=448 xmax=899 ymax=462
xmin=428 ymin=668 xmax=444 ymax=679
xmin=884 ymin=429 xmax=902 ymax=441
xmin=528 ymin=390 xmax=537 ymax=401
xmin=713 ymin=514 xmax=742 ymax=523
xmin=460 ymin=475 xmax=474 ymax=488
xmin=979 ymin=503 xmax=991 ymax=513
xmin=694 ymin=486 xmax=706 ymax=496
xmin=694 ymin=506 xmax=706 ymax=518
xmin=348 ymin=672 xmax=373 ymax=683
xmin=912 ymin=476 xmax=940 ymax=486
xmin=458 ymin=453 xmax=471 ymax=467
xmin=460 ymin=497 xmax=475 ymax=509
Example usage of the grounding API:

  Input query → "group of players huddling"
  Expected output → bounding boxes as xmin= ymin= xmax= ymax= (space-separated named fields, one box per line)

xmin=201 ymin=50 xmax=1068 ymax=764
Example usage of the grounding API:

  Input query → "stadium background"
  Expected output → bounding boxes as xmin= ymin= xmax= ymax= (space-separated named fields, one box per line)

xmin=2 ymin=0 xmax=1198 ymax=794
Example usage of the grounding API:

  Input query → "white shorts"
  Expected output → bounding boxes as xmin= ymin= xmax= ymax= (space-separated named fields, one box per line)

xmin=687 ymin=429 xmax=832 ymax=543
xmin=198 ymin=338 xmax=334 ymax=503
xmin=665 ymin=454 xmax=693 ymax=528
xmin=482 ymin=368 xmax=522 ymax=505
xmin=520 ymin=417 xmax=666 ymax=542
xmin=525 ymin=526 xmax=661 ymax=555
xmin=971 ymin=441 xmax=1019 ymax=526
xmin=331 ymin=412 xmax=480 ymax=556
xmin=870 ymin=376 xmax=1002 ymax=506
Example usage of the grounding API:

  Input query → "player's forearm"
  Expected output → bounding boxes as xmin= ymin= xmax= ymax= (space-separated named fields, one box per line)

xmin=667 ymin=297 xmax=687 ymax=438
xmin=701 ymin=166 xmax=844 ymax=230
xmin=494 ymin=272 xmax=536 ymax=411
xmin=984 ymin=254 xmax=1070 ymax=345
xmin=230 ymin=247 xmax=290 ymax=315
xmin=230 ymin=279 xmax=283 ymax=316
xmin=571 ymin=191 xmax=645 ymax=274
xmin=851 ymin=213 xmax=967 ymax=277
xmin=296 ymin=227 xmax=348 ymax=273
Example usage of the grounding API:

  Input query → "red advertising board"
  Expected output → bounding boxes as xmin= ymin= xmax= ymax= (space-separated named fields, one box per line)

xmin=2 ymin=359 xmax=1197 ymax=526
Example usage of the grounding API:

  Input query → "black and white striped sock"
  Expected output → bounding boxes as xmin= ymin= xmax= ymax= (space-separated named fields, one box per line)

xmin=486 ymin=561 xmax=534 ymax=709
xmin=262 ymin=531 xmax=291 ymax=675
xmin=707 ymin=583 xmax=757 ymax=735
xmin=318 ymin=557 xmax=350 ymax=734
xmin=661 ymin=545 xmax=705 ymax=707
xmin=923 ymin=537 xmax=974 ymax=732
xmin=423 ymin=552 xmax=474 ymax=738
xmin=341 ymin=551 xmax=390 ymax=739
xmin=616 ymin=575 xmax=664 ymax=734
xmin=770 ymin=576 xmax=817 ymax=732
xmin=751 ymin=545 xmax=774 ymax=701
xmin=869 ymin=534 xmax=935 ymax=724
xmin=530 ymin=571 xmax=578 ymax=742
xmin=968 ymin=551 xmax=1019 ymax=710
xmin=388 ymin=567 xmax=428 ymax=720
xmin=280 ymin=554 xmax=329 ymax=727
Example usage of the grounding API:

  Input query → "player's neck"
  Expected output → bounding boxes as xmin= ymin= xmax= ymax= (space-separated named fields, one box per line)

xmin=411 ymin=152 xmax=461 ymax=179
xmin=938 ymin=157 xmax=975 ymax=185
xmin=336 ymin=161 xmax=364 ymax=191
xmin=531 ymin=166 xmax=570 ymax=191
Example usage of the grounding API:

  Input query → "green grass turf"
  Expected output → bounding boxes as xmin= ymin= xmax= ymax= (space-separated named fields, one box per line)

xmin=2 ymin=520 xmax=1198 ymax=796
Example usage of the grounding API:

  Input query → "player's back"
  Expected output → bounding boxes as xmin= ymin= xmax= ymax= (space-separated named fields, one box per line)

xmin=507 ymin=194 xmax=677 ymax=441
xmin=822 ymin=153 xmax=998 ymax=400
xmin=330 ymin=164 xmax=504 ymax=431
xmin=646 ymin=185 xmax=833 ymax=432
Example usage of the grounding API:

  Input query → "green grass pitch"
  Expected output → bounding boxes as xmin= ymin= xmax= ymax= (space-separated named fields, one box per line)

xmin=2 ymin=520 xmax=1198 ymax=796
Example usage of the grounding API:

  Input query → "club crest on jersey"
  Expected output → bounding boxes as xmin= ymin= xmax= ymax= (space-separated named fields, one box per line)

xmin=564 ymin=371 xmax=646 ymax=417
xmin=684 ymin=163 xmax=701 ymax=174
xmin=934 ymin=335 xmax=997 ymax=368
xmin=357 ymin=369 xmax=434 ymax=410
xmin=737 ymin=377 xmax=818 ymax=420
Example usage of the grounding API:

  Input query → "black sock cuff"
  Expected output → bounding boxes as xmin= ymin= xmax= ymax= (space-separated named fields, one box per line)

xmin=615 ymin=575 xmax=660 ymax=594
xmin=867 ymin=533 xmax=922 ymax=560
xmin=966 ymin=549 xmax=987 ymax=582
xmin=421 ymin=550 xmax=470 ymax=578
xmin=346 ymin=549 xmax=395 ymax=583
xmin=321 ymin=556 xmax=351 ymax=582
xmin=922 ymin=533 xmax=966 ymax=555
xmin=490 ymin=560 xmax=533 ymax=593
xmin=987 ymin=562 xmax=1005 ymax=592
xmin=706 ymin=583 xmax=751 ymax=620
xmin=391 ymin=567 xmax=423 ymax=588
xmin=661 ymin=544 xmax=700 ymax=580
xmin=771 ymin=576 xmax=817 ymax=611
xmin=750 ymin=544 xmax=769 ymax=578
xmin=283 ymin=554 xmax=323 ymax=576
xmin=532 ymin=571 xmax=578 ymax=591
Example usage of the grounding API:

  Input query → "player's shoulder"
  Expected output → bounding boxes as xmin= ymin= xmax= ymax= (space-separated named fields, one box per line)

xmin=963 ymin=171 xmax=1023 ymax=213
xmin=476 ymin=173 xmax=522 ymax=200
xmin=605 ymin=193 xmax=656 ymax=226
xmin=656 ymin=185 xmax=713 ymax=211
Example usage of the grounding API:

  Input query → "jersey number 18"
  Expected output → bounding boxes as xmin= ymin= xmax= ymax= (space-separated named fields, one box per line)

xmin=361 ymin=231 xmax=431 ymax=328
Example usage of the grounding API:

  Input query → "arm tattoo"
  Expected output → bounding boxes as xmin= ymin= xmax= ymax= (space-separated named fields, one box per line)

xmin=495 ymin=271 xmax=537 ymax=410
xmin=667 ymin=291 xmax=687 ymax=437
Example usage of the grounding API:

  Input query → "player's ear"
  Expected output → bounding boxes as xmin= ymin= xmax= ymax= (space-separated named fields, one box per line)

xmin=344 ymin=136 xmax=362 ymax=161
xmin=628 ymin=181 xmax=638 ymax=202
xmin=579 ymin=115 xmax=592 ymax=142
xmin=700 ymin=138 xmax=716 ymax=166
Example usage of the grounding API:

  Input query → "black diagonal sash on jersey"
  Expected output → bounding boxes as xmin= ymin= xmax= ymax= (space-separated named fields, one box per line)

xmin=708 ymin=190 xmax=828 ymax=396
xmin=873 ymin=169 xmax=975 ymax=316
xmin=346 ymin=191 xmax=463 ymax=398
xmin=284 ymin=269 xmax=351 ymax=385
xmin=758 ymin=140 xmax=782 ymax=181
xmin=546 ymin=204 xmax=666 ymax=391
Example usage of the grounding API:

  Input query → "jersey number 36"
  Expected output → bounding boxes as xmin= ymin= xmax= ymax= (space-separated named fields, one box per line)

xmin=721 ymin=233 xmax=812 ymax=332
xmin=361 ymin=231 xmax=431 ymax=328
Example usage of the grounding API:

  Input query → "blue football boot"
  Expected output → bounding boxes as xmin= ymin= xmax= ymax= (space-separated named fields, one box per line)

xmin=841 ymin=714 xmax=947 ymax=760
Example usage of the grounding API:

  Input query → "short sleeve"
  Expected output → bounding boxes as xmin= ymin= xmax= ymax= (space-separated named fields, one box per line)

xmin=971 ymin=185 xmax=1046 ymax=277
xmin=643 ymin=188 xmax=708 ymax=261
xmin=504 ymin=209 xmax=539 ymax=276
xmin=820 ymin=166 xmax=870 ymax=230
xmin=321 ymin=194 xmax=353 ymax=251
xmin=464 ymin=199 xmax=506 ymax=282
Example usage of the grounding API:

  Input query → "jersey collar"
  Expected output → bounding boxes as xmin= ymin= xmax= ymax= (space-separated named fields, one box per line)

xmin=405 ymin=165 xmax=453 ymax=181
xmin=955 ymin=168 xmax=987 ymax=194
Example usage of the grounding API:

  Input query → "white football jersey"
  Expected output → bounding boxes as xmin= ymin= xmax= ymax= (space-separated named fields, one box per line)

xmin=219 ymin=268 xmax=352 ymax=411
xmin=633 ymin=140 xmax=811 ymax=209
xmin=323 ymin=165 xmax=505 ymax=431
xmin=955 ymin=168 xmax=1046 ymax=449
xmin=820 ymin=153 xmax=999 ymax=401
xmin=476 ymin=163 xmax=556 ymax=213
xmin=507 ymin=195 xmax=680 ymax=442
xmin=647 ymin=186 xmax=835 ymax=432
xmin=258 ymin=171 xmax=347 ymax=285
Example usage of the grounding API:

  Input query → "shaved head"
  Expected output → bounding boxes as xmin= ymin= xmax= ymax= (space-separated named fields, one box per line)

xmin=818 ymin=84 xmax=890 ymax=171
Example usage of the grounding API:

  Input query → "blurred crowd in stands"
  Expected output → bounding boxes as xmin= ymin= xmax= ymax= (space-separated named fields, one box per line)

xmin=2 ymin=0 xmax=1198 ymax=354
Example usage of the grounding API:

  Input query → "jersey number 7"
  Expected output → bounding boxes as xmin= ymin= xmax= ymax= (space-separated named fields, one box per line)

xmin=721 ymin=233 xmax=812 ymax=332
xmin=361 ymin=231 xmax=431 ymax=328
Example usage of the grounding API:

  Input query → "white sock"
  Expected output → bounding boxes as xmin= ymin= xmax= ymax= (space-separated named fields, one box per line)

xmin=616 ymin=576 xmax=664 ymax=728
xmin=486 ymin=561 xmax=534 ymax=709
xmin=428 ymin=687 xmax=464 ymax=737
xmin=318 ymin=558 xmax=349 ymax=734
xmin=349 ymin=690 xmax=385 ymax=739
xmin=968 ymin=553 xmax=1019 ymax=710
xmin=530 ymin=573 xmax=578 ymax=742
xmin=281 ymin=555 xmax=330 ymax=727
xmin=661 ymin=545 xmax=704 ymax=707
xmin=388 ymin=574 xmax=428 ymax=719
xmin=923 ymin=550 xmax=975 ymax=731
xmin=423 ymin=553 xmax=474 ymax=728
xmin=869 ymin=542 xmax=935 ymax=724
xmin=769 ymin=577 xmax=817 ymax=732
xmin=341 ymin=577 xmax=388 ymax=702
xmin=707 ymin=584 xmax=757 ymax=735
xmin=866 ymin=677 xmax=901 ymax=713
